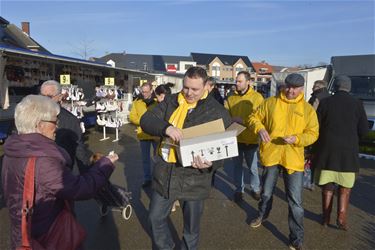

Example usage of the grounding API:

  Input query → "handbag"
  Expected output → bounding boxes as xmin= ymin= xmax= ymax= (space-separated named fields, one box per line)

xmin=303 ymin=157 xmax=314 ymax=190
xmin=17 ymin=157 xmax=86 ymax=250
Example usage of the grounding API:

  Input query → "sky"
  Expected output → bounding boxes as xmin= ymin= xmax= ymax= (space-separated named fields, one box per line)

xmin=0 ymin=0 xmax=374 ymax=67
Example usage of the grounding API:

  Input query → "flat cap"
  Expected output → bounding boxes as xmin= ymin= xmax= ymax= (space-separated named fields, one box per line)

xmin=285 ymin=73 xmax=305 ymax=87
xmin=333 ymin=75 xmax=351 ymax=92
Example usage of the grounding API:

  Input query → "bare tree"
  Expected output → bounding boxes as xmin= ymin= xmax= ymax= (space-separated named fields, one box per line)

xmin=316 ymin=61 xmax=328 ymax=66
xmin=296 ymin=64 xmax=313 ymax=69
xmin=70 ymin=38 xmax=95 ymax=60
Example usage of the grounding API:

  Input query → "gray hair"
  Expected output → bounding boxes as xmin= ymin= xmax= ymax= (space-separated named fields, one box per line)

xmin=334 ymin=75 xmax=351 ymax=92
xmin=313 ymin=80 xmax=327 ymax=89
xmin=15 ymin=95 xmax=60 ymax=134
xmin=40 ymin=80 xmax=62 ymax=96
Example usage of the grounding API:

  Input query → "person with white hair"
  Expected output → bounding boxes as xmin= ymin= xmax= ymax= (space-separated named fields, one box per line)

xmin=40 ymin=80 xmax=92 ymax=173
xmin=1 ymin=95 xmax=118 ymax=249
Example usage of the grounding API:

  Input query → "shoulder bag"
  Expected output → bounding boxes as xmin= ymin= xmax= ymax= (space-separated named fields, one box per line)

xmin=17 ymin=157 xmax=86 ymax=250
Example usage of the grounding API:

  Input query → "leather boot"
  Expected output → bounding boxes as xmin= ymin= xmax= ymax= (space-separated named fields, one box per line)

xmin=337 ymin=187 xmax=351 ymax=231
xmin=321 ymin=187 xmax=334 ymax=226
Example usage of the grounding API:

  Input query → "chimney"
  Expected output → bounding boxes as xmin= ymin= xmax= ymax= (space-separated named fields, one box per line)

xmin=21 ymin=22 xmax=30 ymax=36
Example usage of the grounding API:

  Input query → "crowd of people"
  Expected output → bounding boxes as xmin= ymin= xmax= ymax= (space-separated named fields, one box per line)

xmin=0 ymin=66 xmax=370 ymax=250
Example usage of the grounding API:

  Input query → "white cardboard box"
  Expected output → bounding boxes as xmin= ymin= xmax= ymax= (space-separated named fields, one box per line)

xmin=176 ymin=119 xmax=245 ymax=167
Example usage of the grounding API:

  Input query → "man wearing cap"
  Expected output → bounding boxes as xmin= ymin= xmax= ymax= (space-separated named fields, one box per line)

xmin=313 ymin=75 xmax=368 ymax=231
xmin=248 ymin=73 xmax=319 ymax=250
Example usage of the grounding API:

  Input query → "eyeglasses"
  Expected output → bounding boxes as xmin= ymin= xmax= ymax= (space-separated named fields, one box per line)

xmin=41 ymin=119 xmax=59 ymax=127
xmin=42 ymin=93 xmax=61 ymax=99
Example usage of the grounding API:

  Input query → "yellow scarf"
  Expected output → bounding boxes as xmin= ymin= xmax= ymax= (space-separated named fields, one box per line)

xmin=160 ymin=91 xmax=208 ymax=163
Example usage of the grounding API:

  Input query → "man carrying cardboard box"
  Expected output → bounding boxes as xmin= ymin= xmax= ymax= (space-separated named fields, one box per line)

xmin=140 ymin=66 xmax=231 ymax=250
xmin=248 ymin=73 xmax=319 ymax=250
xmin=225 ymin=71 xmax=264 ymax=202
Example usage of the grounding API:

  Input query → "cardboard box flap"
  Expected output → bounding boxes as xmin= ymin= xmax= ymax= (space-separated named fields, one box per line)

xmin=182 ymin=119 xmax=225 ymax=139
xmin=226 ymin=122 xmax=247 ymax=136
xmin=180 ymin=130 xmax=238 ymax=147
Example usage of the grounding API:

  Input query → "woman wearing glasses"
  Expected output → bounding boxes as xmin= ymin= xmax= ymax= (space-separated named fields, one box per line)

xmin=1 ymin=95 xmax=118 ymax=249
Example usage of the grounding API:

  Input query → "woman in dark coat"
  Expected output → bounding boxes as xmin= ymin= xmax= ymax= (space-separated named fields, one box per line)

xmin=1 ymin=95 xmax=118 ymax=249
xmin=313 ymin=75 xmax=369 ymax=230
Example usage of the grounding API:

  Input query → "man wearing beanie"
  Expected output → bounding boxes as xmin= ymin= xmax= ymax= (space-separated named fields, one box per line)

xmin=313 ymin=75 xmax=369 ymax=231
xmin=249 ymin=73 xmax=319 ymax=250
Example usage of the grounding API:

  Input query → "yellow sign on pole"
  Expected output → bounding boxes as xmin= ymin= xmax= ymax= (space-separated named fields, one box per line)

xmin=105 ymin=77 xmax=115 ymax=86
xmin=140 ymin=79 xmax=147 ymax=85
xmin=60 ymin=74 xmax=71 ymax=85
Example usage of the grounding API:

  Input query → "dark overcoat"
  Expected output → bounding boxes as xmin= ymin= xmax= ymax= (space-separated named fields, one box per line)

xmin=312 ymin=91 xmax=369 ymax=172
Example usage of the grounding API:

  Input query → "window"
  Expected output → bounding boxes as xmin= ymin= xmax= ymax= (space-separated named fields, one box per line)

xmin=184 ymin=64 xmax=194 ymax=70
xmin=211 ymin=62 xmax=221 ymax=77
xmin=235 ymin=63 xmax=244 ymax=74
xmin=337 ymin=76 xmax=375 ymax=100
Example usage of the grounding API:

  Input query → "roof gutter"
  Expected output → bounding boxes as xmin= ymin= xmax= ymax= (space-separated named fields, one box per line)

xmin=0 ymin=47 xmax=149 ymax=75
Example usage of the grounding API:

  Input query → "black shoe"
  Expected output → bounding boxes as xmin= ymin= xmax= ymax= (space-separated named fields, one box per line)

xmin=142 ymin=180 xmax=152 ymax=188
xmin=233 ymin=192 xmax=243 ymax=202
xmin=251 ymin=191 xmax=261 ymax=201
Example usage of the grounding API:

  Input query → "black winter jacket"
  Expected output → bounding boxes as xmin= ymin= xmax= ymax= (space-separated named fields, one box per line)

xmin=56 ymin=107 xmax=92 ymax=172
xmin=308 ymin=87 xmax=330 ymax=108
xmin=312 ymin=91 xmax=369 ymax=172
xmin=140 ymin=93 xmax=231 ymax=200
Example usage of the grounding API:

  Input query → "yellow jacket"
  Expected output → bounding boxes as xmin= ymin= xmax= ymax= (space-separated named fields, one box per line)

xmin=129 ymin=99 xmax=157 ymax=140
xmin=225 ymin=87 xmax=264 ymax=144
xmin=248 ymin=92 xmax=319 ymax=171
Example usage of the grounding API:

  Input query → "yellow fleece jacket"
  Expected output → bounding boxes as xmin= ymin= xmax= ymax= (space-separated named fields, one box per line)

xmin=129 ymin=99 xmax=157 ymax=140
xmin=248 ymin=92 xmax=319 ymax=171
xmin=225 ymin=87 xmax=264 ymax=144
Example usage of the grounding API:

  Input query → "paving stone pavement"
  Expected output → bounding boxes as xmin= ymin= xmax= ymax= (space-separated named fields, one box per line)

xmin=1 ymin=124 xmax=374 ymax=250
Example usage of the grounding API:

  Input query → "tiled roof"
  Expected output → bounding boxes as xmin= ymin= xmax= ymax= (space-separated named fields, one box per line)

xmin=252 ymin=62 xmax=273 ymax=74
xmin=95 ymin=53 xmax=194 ymax=72
xmin=191 ymin=52 xmax=252 ymax=67
xmin=0 ymin=18 xmax=50 ymax=54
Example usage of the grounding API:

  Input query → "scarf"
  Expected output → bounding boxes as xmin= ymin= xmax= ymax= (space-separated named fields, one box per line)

xmin=160 ymin=91 xmax=208 ymax=163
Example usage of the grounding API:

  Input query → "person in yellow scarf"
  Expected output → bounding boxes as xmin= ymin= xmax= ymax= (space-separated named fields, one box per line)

xmin=248 ymin=73 xmax=319 ymax=250
xmin=140 ymin=67 xmax=231 ymax=250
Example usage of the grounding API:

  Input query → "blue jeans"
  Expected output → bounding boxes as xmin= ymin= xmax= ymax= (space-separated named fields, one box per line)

xmin=148 ymin=191 xmax=204 ymax=250
xmin=233 ymin=143 xmax=260 ymax=193
xmin=258 ymin=165 xmax=304 ymax=246
xmin=140 ymin=140 xmax=157 ymax=181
